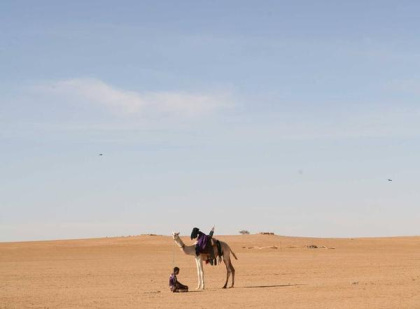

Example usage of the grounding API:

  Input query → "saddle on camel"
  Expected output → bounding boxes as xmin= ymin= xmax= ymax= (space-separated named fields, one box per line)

xmin=190 ymin=227 xmax=222 ymax=265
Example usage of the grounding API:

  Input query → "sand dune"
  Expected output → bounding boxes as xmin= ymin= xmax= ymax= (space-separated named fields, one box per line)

xmin=1 ymin=234 xmax=420 ymax=308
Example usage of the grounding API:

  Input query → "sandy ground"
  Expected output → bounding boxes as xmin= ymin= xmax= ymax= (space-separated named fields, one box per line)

xmin=1 ymin=234 xmax=420 ymax=308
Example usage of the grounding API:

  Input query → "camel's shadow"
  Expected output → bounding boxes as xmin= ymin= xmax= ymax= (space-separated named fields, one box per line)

xmin=239 ymin=283 xmax=304 ymax=289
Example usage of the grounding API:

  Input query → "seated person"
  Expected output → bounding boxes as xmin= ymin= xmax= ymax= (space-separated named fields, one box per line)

xmin=169 ymin=267 xmax=188 ymax=293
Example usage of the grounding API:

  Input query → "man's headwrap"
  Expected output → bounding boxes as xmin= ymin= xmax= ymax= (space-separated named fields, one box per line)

xmin=191 ymin=227 xmax=200 ymax=239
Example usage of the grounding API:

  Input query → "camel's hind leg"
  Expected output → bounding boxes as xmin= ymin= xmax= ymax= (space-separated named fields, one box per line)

xmin=230 ymin=262 xmax=235 ymax=288
xmin=222 ymin=256 xmax=235 ymax=289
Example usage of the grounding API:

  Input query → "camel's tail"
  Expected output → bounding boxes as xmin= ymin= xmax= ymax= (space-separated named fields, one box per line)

xmin=226 ymin=243 xmax=237 ymax=260
xmin=231 ymin=249 xmax=238 ymax=260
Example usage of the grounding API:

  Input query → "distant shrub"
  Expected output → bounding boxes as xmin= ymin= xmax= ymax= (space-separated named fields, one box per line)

xmin=239 ymin=230 xmax=250 ymax=235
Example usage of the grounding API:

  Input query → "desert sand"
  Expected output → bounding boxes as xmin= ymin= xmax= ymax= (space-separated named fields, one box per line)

xmin=1 ymin=234 xmax=420 ymax=308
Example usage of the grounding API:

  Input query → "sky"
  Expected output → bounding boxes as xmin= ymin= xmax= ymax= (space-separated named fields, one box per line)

xmin=1 ymin=0 xmax=420 ymax=242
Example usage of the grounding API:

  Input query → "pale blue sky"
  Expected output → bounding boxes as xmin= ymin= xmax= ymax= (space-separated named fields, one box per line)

xmin=1 ymin=1 xmax=420 ymax=241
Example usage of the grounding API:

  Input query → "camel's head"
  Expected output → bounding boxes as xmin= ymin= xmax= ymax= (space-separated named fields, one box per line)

xmin=172 ymin=232 xmax=185 ymax=249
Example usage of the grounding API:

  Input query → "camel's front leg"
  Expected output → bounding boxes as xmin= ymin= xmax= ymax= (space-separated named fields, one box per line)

xmin=195 ymin=257 xmax=202 ymax=290
xmin=198 ymin=258 xmax=205 ymax=289
xmin=195 ymin=257 xmax=205 ymax=289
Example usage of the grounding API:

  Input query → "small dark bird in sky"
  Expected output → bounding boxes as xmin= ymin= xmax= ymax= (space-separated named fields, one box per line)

xmin=99 ymin=154 xmax=103 ymax=156
xmin=388 ymin=179 xmax=392 ymax=182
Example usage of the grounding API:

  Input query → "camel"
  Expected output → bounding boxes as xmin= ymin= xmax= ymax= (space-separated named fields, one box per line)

xmin=172 ymin=232 xmax=237 ymax=290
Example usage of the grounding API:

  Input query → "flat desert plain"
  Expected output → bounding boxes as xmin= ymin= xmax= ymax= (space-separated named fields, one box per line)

xmin=1 ymin=234 xmax=420 ymax=308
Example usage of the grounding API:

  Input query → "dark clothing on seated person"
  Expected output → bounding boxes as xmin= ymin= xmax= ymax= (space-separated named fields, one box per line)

xmin=169 ymin=273 xmax=188 ymax=292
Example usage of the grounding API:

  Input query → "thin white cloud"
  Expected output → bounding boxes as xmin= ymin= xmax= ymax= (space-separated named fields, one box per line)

xmin=34 ymin=78 xmax=233 ymax=117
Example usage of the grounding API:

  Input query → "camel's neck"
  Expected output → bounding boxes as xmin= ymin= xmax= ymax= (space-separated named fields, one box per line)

xmin=174 ymin=236 xmax=196 ymax=256
xmin=174 ymin=235 xmax=186 ymax=249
